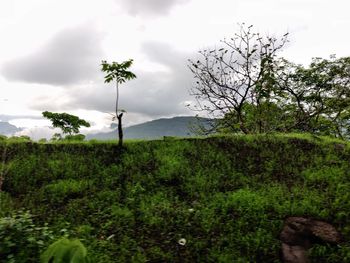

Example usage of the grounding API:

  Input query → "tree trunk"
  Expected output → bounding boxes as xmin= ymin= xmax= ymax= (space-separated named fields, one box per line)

xmin=117 ymin=113 xmax=123 ymax=147
xmin=237 ymin=113 xmax=249 ymax=134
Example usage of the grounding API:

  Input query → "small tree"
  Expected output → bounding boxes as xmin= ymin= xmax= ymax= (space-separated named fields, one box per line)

xmin=42 ymin=111 xmax=90 ymax=138
xmin=101 ymin=59 xmax=136 ymax=147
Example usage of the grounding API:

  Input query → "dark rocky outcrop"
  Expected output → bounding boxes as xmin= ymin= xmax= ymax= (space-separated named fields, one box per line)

xmin=280 ymin=217 xmax=342 ymax=263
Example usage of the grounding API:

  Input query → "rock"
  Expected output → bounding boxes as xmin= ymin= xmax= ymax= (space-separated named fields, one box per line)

xmin=334 ymin=143 xmax=345 ymax=152
xmin=281 ymin=243 xmax=309 ymax=263
xmin=280 ymin=217 xmax=342 ymax=263
xmin=280 ymin=217 xmax=312 ymax=248
xmin=310 ymin=220 xmax=342 ymax=244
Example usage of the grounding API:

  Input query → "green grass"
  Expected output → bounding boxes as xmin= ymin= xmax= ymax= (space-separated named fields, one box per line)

xmin=1 ymin=134 xmax=350 ymax=262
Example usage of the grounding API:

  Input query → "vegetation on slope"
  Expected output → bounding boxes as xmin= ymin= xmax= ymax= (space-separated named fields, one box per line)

xmin=1 ymin=135 xmax=350 ymax=262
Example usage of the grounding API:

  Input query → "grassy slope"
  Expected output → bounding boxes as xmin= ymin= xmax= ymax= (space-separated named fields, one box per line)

xmin=1 ymin=134 xmax=350 ymax=262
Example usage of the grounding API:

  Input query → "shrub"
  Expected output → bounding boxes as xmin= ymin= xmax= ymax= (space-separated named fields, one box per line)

xmin=41 ymin=237 xmax=91 ymax=263
xmin=64 ymin=134 xmax=86 ymax=141
xmin=0 ymin=210 xmax=54 ymax=263
xmin=40 ymin=179 xmax=92 ymax=205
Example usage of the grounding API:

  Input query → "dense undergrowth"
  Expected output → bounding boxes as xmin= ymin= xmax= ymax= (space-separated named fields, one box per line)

xmin=1 ymin=134 xmax=350 ymax=262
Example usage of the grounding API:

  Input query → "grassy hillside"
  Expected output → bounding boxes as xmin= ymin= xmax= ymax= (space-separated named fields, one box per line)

xmin=1 ymin=134 xmax=350 ymax=262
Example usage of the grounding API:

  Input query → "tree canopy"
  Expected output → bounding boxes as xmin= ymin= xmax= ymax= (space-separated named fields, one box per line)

xmin=42 ymin=111 xmax=90 ymax=136
xmin=189 ymin=24 xmax=350 ymax=139
xmin=101 ymin=59 xmax=137 ymax=86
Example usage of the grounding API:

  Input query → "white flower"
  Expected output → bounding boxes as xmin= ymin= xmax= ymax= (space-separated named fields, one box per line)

xmin=178 ymin=238 xmax=186 ymax=246
xmin=188 ymin=208 xmax=194 ymax=213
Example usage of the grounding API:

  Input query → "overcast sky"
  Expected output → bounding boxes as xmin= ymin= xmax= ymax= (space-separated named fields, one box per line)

xmin=0 ymin=0 xmax=349 ymax=138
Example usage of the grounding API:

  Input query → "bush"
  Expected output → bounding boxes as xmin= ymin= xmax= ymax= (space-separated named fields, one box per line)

xmin=64 ymin=134 xmax=86 ymax=141
xmin=41 ymin=237 xmax=91 ymax=263
xmin=38 ymin=138 xmax=47 ymax=143
xmin=51 ymin=133 xmax=63 ymax=141
xmin=0 ymin=210 xmax=54 ymax=263
xmin=40 ymin=179 xmax=92 ymax=205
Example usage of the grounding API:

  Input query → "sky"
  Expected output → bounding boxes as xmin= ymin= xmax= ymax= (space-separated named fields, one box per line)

xmin=0 ymin=0 xmax=349 ymax=139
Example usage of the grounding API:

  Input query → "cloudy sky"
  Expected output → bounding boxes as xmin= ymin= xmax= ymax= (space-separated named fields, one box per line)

xmin=0 ymin=0 xmax=349 ymax=138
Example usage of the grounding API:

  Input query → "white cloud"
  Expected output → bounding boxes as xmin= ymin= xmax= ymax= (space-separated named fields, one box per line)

xmin=14 ymin=126 xmax=57 ymax=140
xmin=27 ymin=42 xmax=193 ymax=121
xmin=115 ymin=0 xmax=190 ymax=17
xmin=1 ymin=23 xmax=104 ymax=85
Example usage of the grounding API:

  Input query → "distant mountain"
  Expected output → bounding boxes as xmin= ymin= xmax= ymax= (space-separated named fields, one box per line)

xmin=0 ymin=121 xmax=22 ymax=136
xmin=86 ymin=116 xmax=214 ymax=140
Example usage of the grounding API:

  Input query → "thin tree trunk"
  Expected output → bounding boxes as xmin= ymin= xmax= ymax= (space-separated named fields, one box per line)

xmin=116 ymin=81 xmax=119 ymax=116
xmin=237 ymin=112 xmax=249 ymax=134
xmin=115 ymin=81 xmax=123 ymax=146
xmin=117 ymin=113 xmax=123 ymax=147
xmin=257 ymin=97 xmax=262 ymax=133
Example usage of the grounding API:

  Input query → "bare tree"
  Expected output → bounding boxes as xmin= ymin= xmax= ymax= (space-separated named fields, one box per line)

xmin=188 ymin=24 xmax=288 ymax=134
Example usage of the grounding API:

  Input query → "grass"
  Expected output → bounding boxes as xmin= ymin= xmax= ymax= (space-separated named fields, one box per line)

xmin=1 ymin=134 xmax=350 ymax=262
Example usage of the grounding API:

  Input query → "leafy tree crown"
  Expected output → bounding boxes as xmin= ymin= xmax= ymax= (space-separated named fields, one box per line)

xmin=101 ymin=59 xmax=137 ymax=84
xmin=42 ymin=111 xmax=90 ymax=135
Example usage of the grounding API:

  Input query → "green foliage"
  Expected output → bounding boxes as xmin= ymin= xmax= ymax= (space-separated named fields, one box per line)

xmin=5 ymin=135 xmax=32 ymax=143
xmin=64 ymin=134 xmax=86 ymax=141
xmin=1 ymin=135 xmax=350 ymax=262
xmin=0 ymin=192 xmax=13 ymax=217
xmin=51 ymin=133 xmax=63 ymax=141
xmin=38 ymin=138 xmax=48 ymax=143
xmin=101 ymin=59 xmax=137 ymax=85
xmin=49 ymin=133 xmax=85 ymax=142
xmin=41 ymin=238 xmax=90 ymax=263
xmin=217 ymin=55 xmax=350 ymax=137
xmin=40 ymin=179 xmax=92 ymax=205
xmin=218 ymin=101 xmax=288 ymax=134
xmin=274 ymin=56 xmax=350 ymax=138
xmin=42 ymin=111 xmax=90 ymax=135
xmin=0 ymin=210 xmax=54 ymax=263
